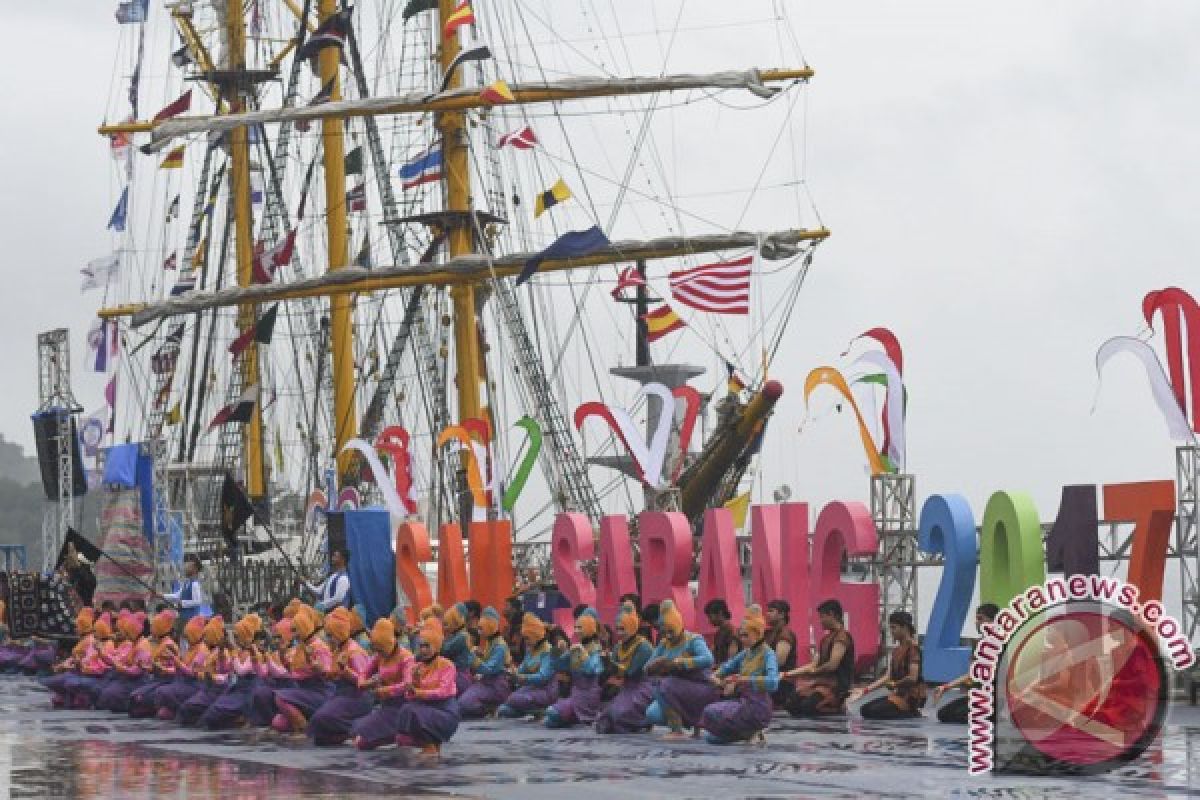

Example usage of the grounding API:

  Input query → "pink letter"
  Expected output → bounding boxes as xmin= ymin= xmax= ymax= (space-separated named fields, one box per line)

xmin=638 ymin=511 xmax=695 ymax=630
xmin=779 ymin=502 xmax=812 ymax=655
xmin=694 ymin=508 xmax=744 ymax=635
xmin=811 ymin=501 xmax=879 ymax=670
xmin=552 ymin=513 xmax=597 ymax=632
xmin=595 ymin=515 xmax=638 ymax=626
xmin=750 ymin=504 xmax=783 ymax=607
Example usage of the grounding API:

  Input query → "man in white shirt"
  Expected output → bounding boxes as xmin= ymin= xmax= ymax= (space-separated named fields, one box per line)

xmin=306 ymin=547 xmax=351 ymax=612
xmin=163 ymin=554 xmax=209 ymax=623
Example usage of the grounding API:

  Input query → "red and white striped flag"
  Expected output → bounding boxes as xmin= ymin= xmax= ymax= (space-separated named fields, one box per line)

xmin=668 ymin=254 xmax=753 ymax=315
xmin=610 ymin=265 xmax=645 ymax=300
xmin=496 ymin=126 xmax=538 ymax=150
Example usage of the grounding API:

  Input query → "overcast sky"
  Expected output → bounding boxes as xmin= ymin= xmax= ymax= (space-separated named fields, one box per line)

xmin=3 ymin=1 xmax=1199 ymax=625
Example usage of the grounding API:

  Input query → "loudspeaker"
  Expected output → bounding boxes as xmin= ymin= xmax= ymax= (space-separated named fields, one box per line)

xmin=31 ymin=410 xmax=87 ymax=501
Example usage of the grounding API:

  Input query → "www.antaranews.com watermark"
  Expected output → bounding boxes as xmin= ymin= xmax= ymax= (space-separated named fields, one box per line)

xmin=967 ymin=575 xmax=1195 ymax=775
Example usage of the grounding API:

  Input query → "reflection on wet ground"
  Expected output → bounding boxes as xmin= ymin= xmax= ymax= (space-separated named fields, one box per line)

xmin=1 ymin=678 xmax=1196 ymax=799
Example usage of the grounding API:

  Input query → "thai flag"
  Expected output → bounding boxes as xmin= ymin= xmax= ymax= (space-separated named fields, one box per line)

xmin=396 ymin=146 xmax=443 ymax=190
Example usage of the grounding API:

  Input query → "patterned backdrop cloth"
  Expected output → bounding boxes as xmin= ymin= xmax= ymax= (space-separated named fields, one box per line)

xmin=93 ymin=488 xmax=154 ymax=607
xmin=37 ymin=573 xmax=79 ymax=637
xmin=7 ymin=572 xmax=41 ymax=638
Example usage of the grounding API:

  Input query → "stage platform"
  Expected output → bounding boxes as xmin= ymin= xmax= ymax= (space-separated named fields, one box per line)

xmin=1 ymin=678 xmax=1196 ymax=798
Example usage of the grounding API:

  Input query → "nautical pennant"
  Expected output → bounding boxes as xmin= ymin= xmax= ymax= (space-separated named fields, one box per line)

xmin=402 ymin=0 xmax=438 ymax=21
xmin=171 ymin=44 xmax=194 ymax=69
xmin=162 ymin=252 xmax=177 ymax=271
xmin=443 ymin=0 xmax=475 ymax=39
xmin=344 ymin=146 xmax=364 ymax=176
xmin=104 ymin=375 xmax=117 ymax=433
xmin=346 ymin=183 xmax=367 ymax=212
xmin=87 ymin=318 xmax=119 ymax=373
xmin=643 ymin=303 xmax=686 ymax=342
xmin=208 ymin=385 xmax=259 ymax=430
xmin=725 ymin=360 xmax=747 ymax=393
xmin=81 ymin=254 xmax=121 ymax=292
xmin=479 ymin=80 xmax=514 ymax=105
xmin=228 ymin=304 xmax=280 ymax=357
xmin=396 ymin=146 xmax=443 ymax=190
xmin=191 ymin=238 xmax=207 ymax=269
xmin=150 ymin=347 xmax=177 ymax=375
xmin=152 ymin=89 xmax=192 ymax=123
xmin=496 ymin=126 xmax=538 ymax=150
xmin=109 ymin=128 xmax=131 ymax=162
xmin=165 ymin=322 xmax=185 ymax=345
xmin=534 ymin=179 xmax=572 ymax=218
xmin=165 ymin=401 xmax=182 ymax=426
xmin=170 ymin=273 xmax=197 ymax=296
xmin=165 ymin=194 xmax=180 ymax=221
xmin=297 ymin=8 xmax=353 ymax=65
xmin=115 ymin=0 xmax=149 ymax=25
xmin=108 ymin=187 xmax=129 ymax=232
xmin=436 ymin=41 xmax=492 ymax=94
xmin=252 ymin=229 xmax=297 ymax=283
xmin=610 ymin=265 xmax=646 ymax=300
xmin=517 ymin=225 xmax=611 ymax=285
xmin=159 ymin=145 xmax=185 ymax=169
xmin=250 ymin=173 xmax=264 ymax=205
xmin=668 ymin=254 xmax=753 ymax=315
xmin=353 ymin=235 xmax=372 ymax=268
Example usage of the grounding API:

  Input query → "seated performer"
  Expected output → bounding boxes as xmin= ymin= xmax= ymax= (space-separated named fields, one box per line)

xmin=704 ymin=598 xmax=740 ymax=665
xmin=496 ymin=613 xmax=558 ymax=719
xmin=594 ymin=602 xmax=655 ymax=734
xmin=44 ymin=607 xmax=95 ymax=707
xmin=392 ymin=617 xmax=461 ymax=758
xmin=782 ymin=598 xmax=856 ymax=717
xmin=441 ymin=603 xmax=474 ymax=696
xmin=200 ymin=613 xmax=264 ymax=729
xmin=62 ymin=611 xmax=116 ymax=709
xmin=154 ymin=614 xmax=210 ymax=720
xmin=128 ymin=609 xmax=180 ymax=718
xmin=701 ymin=605 xmax=780 ymax=744
xmin=646 ymin=599 xmax=719 ymax=740
xmin=248 ymin=618 xmax=297 ymax=727
xmin=765 ymin=599 xmax=798 ymax=708
xmin=178 ymin=615 xmax=233 ymax=725
xmin=932 ymin=603 xmax=998 ymax=724
xmin=96 ymin=611 xmax=151 ymax=712
xmin=459 ymin=606 xmax=513 ymax=718
xmin=272 ymin=606 xmax=336 ymax=734
xmin=545 ymin=608 xmax=605 ymax=728
xmin=857 ymin=611 xmax=926 ymax=720
xmin=307 ymin=608 xmax=376 ymax=746
xmin=350 ymin=619 xmax=417 ymax=750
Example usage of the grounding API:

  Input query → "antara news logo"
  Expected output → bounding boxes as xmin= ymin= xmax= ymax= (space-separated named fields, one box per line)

xmin=968 ymin=575 xmax=1194 ymax=776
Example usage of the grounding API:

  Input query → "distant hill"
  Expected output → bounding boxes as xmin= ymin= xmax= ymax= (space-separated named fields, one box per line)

xmin=0 ymin=433 xmax=40 ymax=486
xmin=0 ymin=434 xmax=52 ymax=569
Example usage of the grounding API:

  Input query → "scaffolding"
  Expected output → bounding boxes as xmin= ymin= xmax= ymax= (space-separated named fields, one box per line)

xmin=1177 ymin=446 xmax=1199 ymax=641
xmin=869 ymin=473 xmax=918 ymax=661
xmin=36 ymin=329 xmax=81 ymax=571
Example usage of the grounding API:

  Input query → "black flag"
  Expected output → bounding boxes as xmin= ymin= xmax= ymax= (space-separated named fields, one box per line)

xmin=219 ymin=473 xmax=256 ymax=552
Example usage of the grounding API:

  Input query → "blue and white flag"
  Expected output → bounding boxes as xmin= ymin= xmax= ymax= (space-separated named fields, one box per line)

xmin=87 ymin=318 xmax=119 ymax=372
xmin=396 ymin=146 xmax=443 ymax=190
xmin=170 ymin=272 xmax=197 ymax=296
xmin=108 ymin=186 xmax=129 ymax=232
xmin=115 ymin=0 xmax=149 ymax=24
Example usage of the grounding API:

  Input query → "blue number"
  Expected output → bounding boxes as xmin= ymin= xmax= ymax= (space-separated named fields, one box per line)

xmin=918 ymin=493 xmax=979 ymax=682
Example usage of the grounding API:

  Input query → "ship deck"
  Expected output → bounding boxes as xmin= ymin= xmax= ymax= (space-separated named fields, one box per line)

xmin=1 ymin=677 xmax=1197 ymax=799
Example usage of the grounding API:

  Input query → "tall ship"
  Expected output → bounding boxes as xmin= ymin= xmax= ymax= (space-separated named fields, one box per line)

xmin=61 ymin=0 xmax=827 ymax=607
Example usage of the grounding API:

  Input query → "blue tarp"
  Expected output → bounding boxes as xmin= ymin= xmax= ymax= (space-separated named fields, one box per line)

xmin=102 ymin=443 xmax=140 ymax=488
xmin=343 ymin=508 xmax=396 ymax=626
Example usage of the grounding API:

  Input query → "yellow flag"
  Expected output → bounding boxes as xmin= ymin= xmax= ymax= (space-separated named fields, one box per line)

xmin=160 ymin=145 xmax=185 ymax=169
xmin=534 ymin=179 xmax=572 ymax=218
xmin=724 ymin=492 xmax=751 ymax=529
xmin=165 ymin=402 xmax=182 ymax=426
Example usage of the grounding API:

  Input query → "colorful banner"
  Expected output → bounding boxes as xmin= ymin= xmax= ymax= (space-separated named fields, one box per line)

xmin=501 ymin=415 xmax=542 ymax=512
xmin=1094 ymin=336 xmax=1194 ymax=442
xmin=802 ymin=366 xmax=887 ymax=475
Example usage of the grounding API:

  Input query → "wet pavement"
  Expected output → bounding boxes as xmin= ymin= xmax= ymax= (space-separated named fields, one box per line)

xmin=1 ymin=677 xmax=1197 ymax=799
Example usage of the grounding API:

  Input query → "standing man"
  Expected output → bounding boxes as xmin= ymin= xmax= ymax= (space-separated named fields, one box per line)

xmin=306 ymin=547 xmax=352 ymax=613
xmin=163 ymin=555 xmax=209 ymax=625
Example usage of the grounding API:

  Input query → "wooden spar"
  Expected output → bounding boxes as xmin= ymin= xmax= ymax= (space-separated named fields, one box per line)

xmin=98 ymin=228 xmax=830 ymax=325
xmin=97 ymin=67 xmax=813 ymax=138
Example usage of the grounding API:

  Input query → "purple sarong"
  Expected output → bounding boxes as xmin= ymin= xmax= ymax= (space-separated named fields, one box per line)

xmin=595 ymin=677 xmax=655 ymax=734
xmin=657 ymin=670 xmax=720 ymax=728
xmin=249 ymin=678 xmax=293 ymax=726
xmin=308 ymin=686 xmax=375 ymax=746
xmin=394 ymin=697 xmax=460 ymax=745
xmin=459 ymin=674 xmax=512 ymax=718
xmin=200 ymin=676 xmax=257 ymax=730
xmin=701 ymin=689 xmax=773 ymax=742
xmin=500 ymin=681 xmax=559 ymax=716
xmin=178 ymin=683 xmax=224 ymax=725
xmin=350 ymin=698 xmax=408 ymax=749
xmin=154 ymin=676 xmax=199 ymax=716
xmin=275 ymin=680 xmax=334 ymax=719
xmin=96 ymin=675 xmax=144 ymax=712
xmin=548 ymin=674 xmax=603 ymax=726
xmin=19 ymin=644 xmax=58 ymax=675
xmin=128 ymin=676 xmax=173 ymax=717
xmin=0 ymin=644 xmax=31 ymax=672
xmin=455 ymin=666 xmax=472 ymax=697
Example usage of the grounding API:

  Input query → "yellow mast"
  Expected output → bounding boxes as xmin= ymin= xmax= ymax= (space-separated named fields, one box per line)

xmin=225 ymin=0 xmax=266 ymax=499
xmin=438 ymin=0 xmax=483 ymax=425
xmin=317 ymin=0 xmax=358 ymax=479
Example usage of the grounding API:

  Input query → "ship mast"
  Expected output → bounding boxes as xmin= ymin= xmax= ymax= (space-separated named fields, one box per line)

xmin=225 ymin=0 xmax=266 ymax=499
xmin=438 ymin=0 xmax=484 ymax=427
xmin=318 ymin=0 xmax=358 ymax=480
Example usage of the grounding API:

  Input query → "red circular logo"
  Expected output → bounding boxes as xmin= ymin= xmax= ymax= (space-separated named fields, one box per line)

xmin=1004 ymin=610 xmax=1167 ymax=768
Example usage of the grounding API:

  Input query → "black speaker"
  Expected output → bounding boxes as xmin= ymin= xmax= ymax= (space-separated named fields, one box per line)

xmin=325 ymin=511 xmax=347 ymax=566
xmin=31 ymin=410 xmax=87 ymax=501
